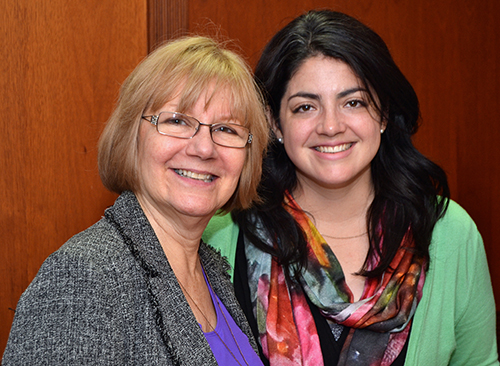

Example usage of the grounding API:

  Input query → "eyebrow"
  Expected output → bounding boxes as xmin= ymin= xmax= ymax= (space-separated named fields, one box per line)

xmin=337 ymin=87 xmax=369 ymax=99
xmin=287 ymin=87 xmax=368 ymax=102
xmin=287 ymin=92 xmax=320 ymax=102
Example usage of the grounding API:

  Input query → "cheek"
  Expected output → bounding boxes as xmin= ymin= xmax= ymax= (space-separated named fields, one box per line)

xmin=365 ymin=129 xmax=383 ymax=158
xmin=138 ymin=140 xmax=161 ymax=169
xmin=223 ymin=150 xmax=247 ymax=187
xmin=282 ymin=124 xmax=308 ymax=157
xmin=137 ymin=138 xmax=177 ymax=184
xmin=282 ymin=118 xmax=312 ymax=140
xmin=370 ymin=125 xmax=383 ymax=145
xmin=232 ymin=151 xmax=247 ymax=175
xmin=355 ymin=119 xmax=382 ymax=143
xmin=137 ymin=126 xmax=159 ymax=162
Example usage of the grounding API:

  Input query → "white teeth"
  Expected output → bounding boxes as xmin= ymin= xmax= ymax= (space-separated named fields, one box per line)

xmin=315 ymin=143 xmax=353 ymax=153
xmin=175 ymin=169 xmax=214 ymax=182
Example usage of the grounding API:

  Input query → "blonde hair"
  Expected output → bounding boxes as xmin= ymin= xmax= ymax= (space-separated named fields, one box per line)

xmin=98 ymin=36 xmax=268 ymax=211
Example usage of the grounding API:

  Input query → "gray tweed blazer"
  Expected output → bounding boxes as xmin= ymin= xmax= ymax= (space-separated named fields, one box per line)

xmin=2 ymin=191 xmax=258 ymax=365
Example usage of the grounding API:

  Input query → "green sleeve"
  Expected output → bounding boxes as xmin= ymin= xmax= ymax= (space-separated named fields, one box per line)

xmin=449 ymin=212 xmax=498 ymax=365
xmin=407 ymin=200 xmax=499 ymax=365
xmin=203 ymin=213 xmax=240 ymax=281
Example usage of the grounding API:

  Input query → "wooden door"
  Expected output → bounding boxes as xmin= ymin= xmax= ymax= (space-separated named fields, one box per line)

xmin=0 ymin=0 xmax=148 ymax=353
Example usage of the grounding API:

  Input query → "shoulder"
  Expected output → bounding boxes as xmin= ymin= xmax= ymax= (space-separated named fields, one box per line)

xmin=426 ymin=199 xmax=492 ymax=312
xmin=425 ymin=199 xmax=488 ymax=313
xmin=19 ymin=217 xmax=141 ymax=309
xmin=3 ymin=217 xmax=162 ymax=364
xmin=430 ymin=199 xmax=481 ymax=255
xmin=50 ymin=218 xmax=135 ymax=273
xmin=436 ymin=199 xmax=476 ymax=229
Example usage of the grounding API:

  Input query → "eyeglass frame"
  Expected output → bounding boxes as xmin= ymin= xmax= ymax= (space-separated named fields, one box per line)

xmin=141 ymin=111 xmax=253 ymax=148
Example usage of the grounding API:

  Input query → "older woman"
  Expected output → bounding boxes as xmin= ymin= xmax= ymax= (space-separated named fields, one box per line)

xmin=3 ymin=36 xmax=268 ymax=365
xmin=204 ymin=10 xmax=498 ymax=366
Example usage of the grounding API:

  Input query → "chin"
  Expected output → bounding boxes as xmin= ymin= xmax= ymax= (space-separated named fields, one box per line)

xmin=176 ymin=203 xmax=220 ymax=218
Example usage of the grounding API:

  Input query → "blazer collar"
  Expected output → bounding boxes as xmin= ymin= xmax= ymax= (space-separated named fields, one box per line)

xmin=105 ymin=191 xmax=220 ymax=365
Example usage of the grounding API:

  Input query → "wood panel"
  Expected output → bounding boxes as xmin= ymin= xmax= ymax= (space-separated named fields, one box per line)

xmin=189 ymin=0 xmax=500 ymax=307
xmin=147 ymin=0 xmax=189 ymax=50
xmin=0 ymin=0 xmax=148 ymax=354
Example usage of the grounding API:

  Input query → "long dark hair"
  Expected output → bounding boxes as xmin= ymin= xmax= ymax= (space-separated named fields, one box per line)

xmin=233 ymin=10 xmax=449 ymax=279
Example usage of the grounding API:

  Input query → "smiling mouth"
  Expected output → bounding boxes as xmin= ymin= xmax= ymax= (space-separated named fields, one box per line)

xmin=315 ymin=143 xmax=353 ymax=153
xmin=174 ymin=169 xmax=215 ymax=183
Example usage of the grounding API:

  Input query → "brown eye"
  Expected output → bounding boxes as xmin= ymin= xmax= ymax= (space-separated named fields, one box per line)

xmin=345 ymin=99 xmax=367 ymax=108
xmin=292 ymin=104 xmax=314 ymax=113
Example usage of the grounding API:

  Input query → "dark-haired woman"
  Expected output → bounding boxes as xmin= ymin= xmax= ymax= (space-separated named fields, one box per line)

xmin=204 ymin=10 xmax=498 ymax=366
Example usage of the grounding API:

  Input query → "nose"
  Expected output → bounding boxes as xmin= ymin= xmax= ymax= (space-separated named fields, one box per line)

xmin=316 ymin=110 xmax=345 ymax=136
xmin=185 ymin=124 xmax=217 ymax=159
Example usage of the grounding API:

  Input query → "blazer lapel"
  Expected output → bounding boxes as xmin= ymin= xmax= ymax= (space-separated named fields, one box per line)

xmin=106 ymin=192 xmax=218 ymax=366
xmin=148 ymin=275 xmax=218 ymax=366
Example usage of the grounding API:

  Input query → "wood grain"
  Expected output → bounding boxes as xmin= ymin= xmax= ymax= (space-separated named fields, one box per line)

xmin=0 ymin=0 xmax=148 ymax=353
xmin=148 ymin=0 xmax=189 ymax=50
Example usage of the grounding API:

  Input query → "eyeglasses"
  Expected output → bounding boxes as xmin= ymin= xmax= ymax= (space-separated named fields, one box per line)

xmin=141 ymin=111 xmax=252 ymax=148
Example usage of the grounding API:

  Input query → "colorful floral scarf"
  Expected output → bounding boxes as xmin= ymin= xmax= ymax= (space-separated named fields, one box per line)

xmin=244 ymin=193 xmax=426 ymax=366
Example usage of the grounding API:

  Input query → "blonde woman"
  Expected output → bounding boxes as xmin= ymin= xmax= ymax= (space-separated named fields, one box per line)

xmin=3 ymin=36 xmax=268 ymax=366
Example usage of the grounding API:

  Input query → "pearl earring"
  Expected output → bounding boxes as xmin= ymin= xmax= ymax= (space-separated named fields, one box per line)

xmin=278 ymin=137 xmax=283 ymax=143
xmin=380 ymin=129 xmax=385 ymax=134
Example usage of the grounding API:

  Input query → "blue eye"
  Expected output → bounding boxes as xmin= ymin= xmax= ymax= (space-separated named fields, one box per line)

xmin=163 ymin=117 xmax=188 ymax=125
xmin=213 ymin=125 xmax=238 ymax=135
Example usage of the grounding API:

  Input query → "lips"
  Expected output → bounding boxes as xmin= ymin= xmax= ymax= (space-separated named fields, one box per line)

xmin=174 ymin=169 xmax=215 ymax=182
xmin=315 ymin=143 xmax=353 ymax=153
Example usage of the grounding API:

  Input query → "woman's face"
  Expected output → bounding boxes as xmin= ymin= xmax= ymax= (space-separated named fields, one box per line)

xmin=136 ymin=85 xmax=246 ymax=220
xmin=276 ymin=56 xmax=384 ymax=192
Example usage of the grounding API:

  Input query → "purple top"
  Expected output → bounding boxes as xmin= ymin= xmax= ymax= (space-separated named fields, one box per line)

xmin=203 ymin=271 xmax=264 ymax=366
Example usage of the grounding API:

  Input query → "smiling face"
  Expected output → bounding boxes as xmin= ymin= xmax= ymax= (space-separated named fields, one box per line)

xmin=136 ymin=84 xmax=247 ymax=221
xmin=276 ymin=56 xmax=385 ymax=193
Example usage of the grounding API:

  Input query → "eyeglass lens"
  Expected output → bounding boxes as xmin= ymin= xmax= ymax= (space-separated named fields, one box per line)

xmin=155 ymin=112 xmax=249 ymax=148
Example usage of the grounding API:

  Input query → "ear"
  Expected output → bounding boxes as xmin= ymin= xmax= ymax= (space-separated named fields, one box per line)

xmin=380 ymin=119 xmax=388 ymax=134
xmin=267 ymin=108 xmax=283 ymax=140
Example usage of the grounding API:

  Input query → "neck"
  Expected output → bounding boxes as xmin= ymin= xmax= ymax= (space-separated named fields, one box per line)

xmin=135 ymin=193 xmax=210 ymax=275
xmin=293 ymin=174 xmax=374 ymax=237
xmin=293 ymin=175 xmax=373 ymax=301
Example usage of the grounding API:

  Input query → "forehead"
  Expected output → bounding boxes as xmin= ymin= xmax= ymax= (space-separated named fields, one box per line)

xmin=286 ymin=56 xmax=361 ymax=94
xmin=155 ymin=81 xmax=245 ymax=120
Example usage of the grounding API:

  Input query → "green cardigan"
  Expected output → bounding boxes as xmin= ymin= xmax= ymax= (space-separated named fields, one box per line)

xmin=203 ymin=200 xmax=499 ymax=365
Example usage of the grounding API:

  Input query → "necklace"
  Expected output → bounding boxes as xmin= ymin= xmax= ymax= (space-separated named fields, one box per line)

xmin=211 ymin=283 xmax=251 ymax=366
xmin=322 ymin=231 xmax=368 ymax=240
xmin=177 ymin=268 xmax=250 ymax=366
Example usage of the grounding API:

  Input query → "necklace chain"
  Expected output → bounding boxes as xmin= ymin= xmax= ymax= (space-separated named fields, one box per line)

xmin=213 ymin=289 xmax=250 ymax=366
xmin=321 ymin=231 xmax=368 ymax=240
xmin=177 ymin=267 xmax=250 ymax=366
xmin=177 ymin=279 xmax=216 ymax=331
